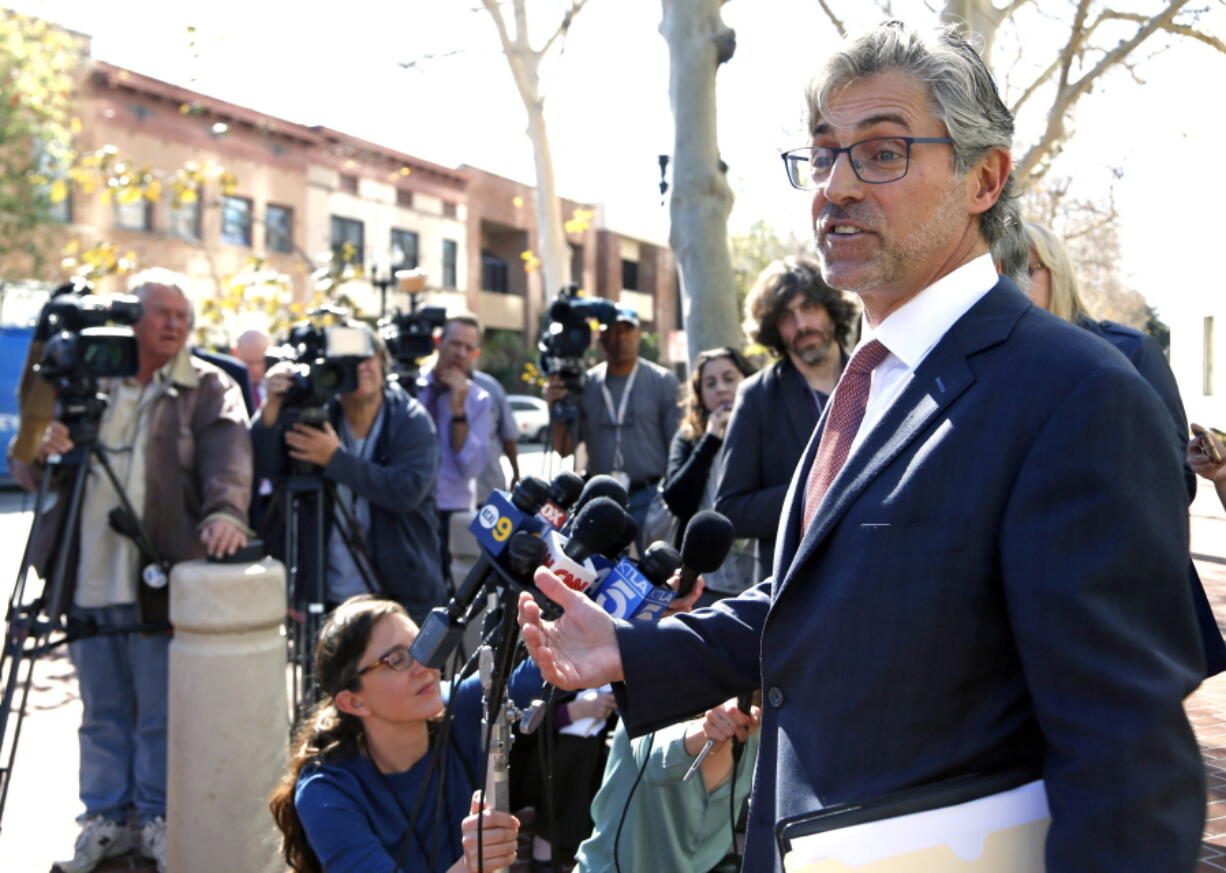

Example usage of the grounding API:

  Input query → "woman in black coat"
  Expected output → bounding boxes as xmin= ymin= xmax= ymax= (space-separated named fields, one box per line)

xmin=660 ymin=347 xmax=756 ymax=605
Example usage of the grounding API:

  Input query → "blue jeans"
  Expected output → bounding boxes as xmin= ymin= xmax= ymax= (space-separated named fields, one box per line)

xmin=627 ymin=485 xmax=654 ymax=556
xmin=68 ymin=604 xmax=170 ymax=824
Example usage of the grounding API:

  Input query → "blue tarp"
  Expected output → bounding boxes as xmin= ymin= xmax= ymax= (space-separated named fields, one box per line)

xmin=0 ymin=326 xmax=33 ymax=480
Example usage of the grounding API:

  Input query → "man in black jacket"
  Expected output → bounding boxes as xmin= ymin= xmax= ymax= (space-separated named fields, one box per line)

xmin=716 ymin=257 xmax=858 ymax=576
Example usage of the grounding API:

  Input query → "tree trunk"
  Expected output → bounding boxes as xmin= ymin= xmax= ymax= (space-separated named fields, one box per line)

xmin=942 ymin=0 xmax=1008 ymax=59
xmin=660 ymin=0 xmax=740 ymax=369
xmin=525 ymin=97 xmax=570 ymax=300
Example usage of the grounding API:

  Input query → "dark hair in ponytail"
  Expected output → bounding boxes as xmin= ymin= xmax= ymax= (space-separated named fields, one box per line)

xmin=268 ymin=596 xmax=410 ymax=873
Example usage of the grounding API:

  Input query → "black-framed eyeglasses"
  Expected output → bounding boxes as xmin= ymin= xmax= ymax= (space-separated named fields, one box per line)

xmin=355 ymin=644 xmax=416 ymax=678
xmin=781 ymin=137 xmax=956 ymax=189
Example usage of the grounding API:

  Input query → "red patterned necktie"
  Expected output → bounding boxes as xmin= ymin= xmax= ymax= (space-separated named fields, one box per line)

xmin=801 ymin=339 xmax=891 ymax=531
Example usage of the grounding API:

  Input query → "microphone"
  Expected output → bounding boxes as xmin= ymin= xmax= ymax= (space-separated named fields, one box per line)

xmin=538 ymin=471 xmax=584 ymax=530
xmin=599 ymin=515 xmax=639 ymax=561
xmin=412 ymin=530 xmax=547 ymax=669
xmin=676 ymin=510 xmax=735 ymax=599
xmin=589 ymin=540 xmax=682 ymax=622
xmin=563 ymin=475 xmax=629 ymax=535
xmin=541 ymin=496 xmax=626 ymax=593
xmin=470 ymin=476 xmax=550 ymax=557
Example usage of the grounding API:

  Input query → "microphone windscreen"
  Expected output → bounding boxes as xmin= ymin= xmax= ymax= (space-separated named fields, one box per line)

xmin=507 ymin=531 xmax=548 ymax=577
xmin=511 ymin=476 xmax=551 ymax=514
xmin=680 ymin=510 xmax=735 ymax=573
xmin=640 ymin=541 xmax=682 ymax=587
xmin=601 ymin=514 xmax=639 ymax=560
xmin=575 ymin=474 xmax=629 ymax=511
xmin=568 ymin=496 xmax=627 ymax=558
xmin=550 ymin=471 xmax=585 ymax=510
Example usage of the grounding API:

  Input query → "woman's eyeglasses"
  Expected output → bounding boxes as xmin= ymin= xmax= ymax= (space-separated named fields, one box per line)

xmin=355 ymin=644 xmax=416 ymax=678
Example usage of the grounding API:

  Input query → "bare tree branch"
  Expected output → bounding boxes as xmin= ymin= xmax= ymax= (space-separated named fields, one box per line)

xmin=540 ymin=0 xmax=592 ymax=56
xmin=1010 ymin=55 xmax=1061 ymax=115
xmin=1099 ymin=9 xmax=1226 ymax=55
xmin=1015 ymin=0 xmax=1196 ymax=188
xmin=817 ymin=0 xmax=847 ymax=38
xmin=399 ymin=48 xmax=467 ymax=71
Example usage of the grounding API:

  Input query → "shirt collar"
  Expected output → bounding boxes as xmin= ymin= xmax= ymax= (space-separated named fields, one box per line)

xmin=859 ymin=253 xmax=998 ymax=369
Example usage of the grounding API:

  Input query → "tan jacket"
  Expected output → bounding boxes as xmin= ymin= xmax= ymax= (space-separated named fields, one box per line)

xmin=32 ymin=352 xmax=253 ymax=625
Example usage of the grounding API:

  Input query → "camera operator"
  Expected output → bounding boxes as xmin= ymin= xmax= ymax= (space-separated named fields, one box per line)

xmin=252 ymin=323 xmax=444 ymax=623
xmin=545 ymin=309 xmax=679 ymax=550
xmin=32 ymin=269 xmax=253 ymax=873
xmin=416 ymin=314 xmax=494 ymax=584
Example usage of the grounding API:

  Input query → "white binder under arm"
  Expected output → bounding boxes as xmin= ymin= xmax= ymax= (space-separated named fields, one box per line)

xmin=776 ymin=771 xmax=1050 ymax=873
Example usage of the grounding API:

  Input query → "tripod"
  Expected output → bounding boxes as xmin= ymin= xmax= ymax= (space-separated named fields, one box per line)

xmin=265 ymin=471 xmax=381 ymax=725
xmin=0 ymin=417 xmax=167 ymax=831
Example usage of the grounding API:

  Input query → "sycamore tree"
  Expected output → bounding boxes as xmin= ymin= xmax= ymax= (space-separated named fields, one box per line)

xmin=478 ymin=0 xmax=591 ymax=300
xmin=661 ymin=0 xmax=743 ymax=362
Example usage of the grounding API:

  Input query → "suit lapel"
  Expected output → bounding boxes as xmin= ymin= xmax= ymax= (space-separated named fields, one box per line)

xmin=778 ymin=358 xmax=818 ymax=449
xmin=775 ymin=280 xmax=1029 ymax=593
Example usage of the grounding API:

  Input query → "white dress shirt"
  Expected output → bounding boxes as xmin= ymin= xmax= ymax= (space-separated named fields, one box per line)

xmin=847 ymin=253 xmax=1000 ymax=461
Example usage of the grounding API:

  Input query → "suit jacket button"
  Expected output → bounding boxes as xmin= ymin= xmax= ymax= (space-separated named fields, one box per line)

xmin=767 ymin=686 xmax=784 ymax=708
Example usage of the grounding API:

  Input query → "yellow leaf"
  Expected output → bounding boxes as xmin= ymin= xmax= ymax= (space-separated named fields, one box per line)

xmin=49 ymin=178 xmax=68 ymax=202
xmin=69 ymin=117 xmax=81 ymax=134
xmin=512 ymin=196 xmax=524 ymax=207
xmin=62 ymin=239 xmax=79 ymax=254
xmin=144 ymin=179 xmax=162 ymax=201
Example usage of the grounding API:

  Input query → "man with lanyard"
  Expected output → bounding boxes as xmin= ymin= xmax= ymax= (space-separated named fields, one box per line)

xmin=546 ymin=308 xmax=680 ymax=551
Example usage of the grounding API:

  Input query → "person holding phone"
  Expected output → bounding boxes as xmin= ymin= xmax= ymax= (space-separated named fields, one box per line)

xmin=660 ymin=348 xmax=757 ymax=605
xmin=1188 ymin=424 xmax=1226 ymax=511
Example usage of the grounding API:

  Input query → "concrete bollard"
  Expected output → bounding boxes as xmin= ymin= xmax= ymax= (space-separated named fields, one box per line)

xmin=166 ymin=558 xmax=288 ymax=873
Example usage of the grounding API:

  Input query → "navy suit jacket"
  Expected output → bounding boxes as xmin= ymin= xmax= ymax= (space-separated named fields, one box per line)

xmin=615 ymin=279 xmax=1205 ymax=873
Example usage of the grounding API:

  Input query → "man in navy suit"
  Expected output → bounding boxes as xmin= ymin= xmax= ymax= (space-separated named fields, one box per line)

xmin=518 ymin=21 xmax=1204 ymax=873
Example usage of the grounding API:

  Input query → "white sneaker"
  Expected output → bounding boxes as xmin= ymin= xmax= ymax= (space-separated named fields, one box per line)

xmin=140 ymin=816 xmax=167 ymax=873
xmin=53 ymin=815 xmax=133 ymax=873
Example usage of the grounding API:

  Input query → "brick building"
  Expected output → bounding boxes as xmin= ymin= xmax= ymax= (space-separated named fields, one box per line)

xmin=9 ymin=48 xmax=682 ymax=367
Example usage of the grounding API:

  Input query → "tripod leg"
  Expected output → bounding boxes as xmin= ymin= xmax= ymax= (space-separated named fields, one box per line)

xmin=0 ymin=456 xmax=90 ymax=829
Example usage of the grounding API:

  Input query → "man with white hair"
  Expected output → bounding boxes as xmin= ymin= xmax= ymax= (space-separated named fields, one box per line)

xmin=36 ymin=268 xmax=253 ymax=873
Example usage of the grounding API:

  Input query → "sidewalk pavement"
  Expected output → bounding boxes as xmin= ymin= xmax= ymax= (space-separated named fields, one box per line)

xmin=2 ymin=482 xmax=1226 ymax=871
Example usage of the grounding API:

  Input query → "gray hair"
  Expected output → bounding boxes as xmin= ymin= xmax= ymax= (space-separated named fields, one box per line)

xmin=805 ymin=21 xmax=1021 ymax=251
xmin=128 ymin=268 xmax=195 ymax=327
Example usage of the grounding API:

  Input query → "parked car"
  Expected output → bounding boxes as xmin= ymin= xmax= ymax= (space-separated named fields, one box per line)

xmin=508 ymin=394 xmax=550 ymax=443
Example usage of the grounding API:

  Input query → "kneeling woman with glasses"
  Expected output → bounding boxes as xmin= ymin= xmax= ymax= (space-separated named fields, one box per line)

xmin=270 ymin=596 xmax=537 ymax=873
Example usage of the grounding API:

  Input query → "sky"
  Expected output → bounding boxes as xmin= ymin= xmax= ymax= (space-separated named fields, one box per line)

xmin=9 ymin=0 xmax=1226 ymax=322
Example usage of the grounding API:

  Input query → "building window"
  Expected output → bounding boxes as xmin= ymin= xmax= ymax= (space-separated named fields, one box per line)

xmin=442 ymin=239 xmax=458 ymax=288
xmin=167 ymin=190 xmax=201 ymax=240
xmin=621 ymin=258 xmax=639 ymax=291
xmin=115 ymin=197 xmax=153 ymax=232
xmin=340 ymin=173 xmax=359 ymax=194
xmin=396 ymin=188 xmax=414 ymax=209
xmin=221 ymin=196 xmax=253 ymax=246
xmin=482 ymin=251 xmax=509 ymax=294
xmin=1205 ymin=316 xmax=1215 ymax=396
xmin=391 ymin=229 xmax=419 ymax=270
xmin=266 ymin=205 xmax=293 ymax=254
xmin=331 ymin=215 xmax=365 ymax=266
xmin=442 ymin=201 xmax=457 ymax=219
